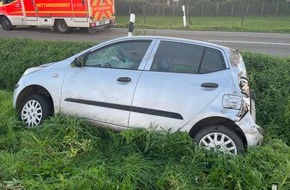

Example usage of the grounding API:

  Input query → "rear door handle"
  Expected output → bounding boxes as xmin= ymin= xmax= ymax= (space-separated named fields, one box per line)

xmin=201 ymin=82 xmax=219 ymax=88
xmin=117 ymin=77 xmax=131 ymax=83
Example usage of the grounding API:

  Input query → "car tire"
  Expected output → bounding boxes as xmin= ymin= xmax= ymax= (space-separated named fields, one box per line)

xmin=0 ymin=16 xmax=13 ymax=31
xmin=20 ymin=94 xmax=53 ymax=127
xmin=55 ymin=20 xmax=71 ymax=33
xmin=194 ymin=125 xmax=244 ymax=154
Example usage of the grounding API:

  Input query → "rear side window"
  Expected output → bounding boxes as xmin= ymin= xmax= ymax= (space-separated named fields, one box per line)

xmin=199 ymin=48 xmax=226 ymax=74
xmin=151 ymin=41 xmax=226 ymax=74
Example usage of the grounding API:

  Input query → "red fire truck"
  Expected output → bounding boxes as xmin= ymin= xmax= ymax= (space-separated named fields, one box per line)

xmin=0 ymin=0 xmax=115 ymax=33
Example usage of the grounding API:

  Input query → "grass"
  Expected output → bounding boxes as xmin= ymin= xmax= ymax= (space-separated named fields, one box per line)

xmin=0 ymin=90 xmax=290 ymax=189
xmin=115 ymin=15 xmax=290 ymax=33
xmin=0 ymin=38 xmax=290 ymax=189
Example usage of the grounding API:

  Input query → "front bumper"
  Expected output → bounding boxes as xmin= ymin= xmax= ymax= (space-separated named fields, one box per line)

xmin=236 ymin=111 xmax=264 ymax=147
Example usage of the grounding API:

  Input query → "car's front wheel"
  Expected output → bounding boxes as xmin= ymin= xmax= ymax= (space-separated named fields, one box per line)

xmin=20 ymin=94 xmax=53 ymax=127
xmin=194 ymin=125 xmax=244 ymax=154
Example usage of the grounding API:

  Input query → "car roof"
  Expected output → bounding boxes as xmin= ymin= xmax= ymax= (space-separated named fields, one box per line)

xmin=111 ymin=35 xmax=231 ymax=52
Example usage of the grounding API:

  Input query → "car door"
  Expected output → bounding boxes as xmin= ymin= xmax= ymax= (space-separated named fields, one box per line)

xmin=60 ymin=40 xmax=153 ymax=128
xmin=129 ymin=39 xmax=231 ymax=132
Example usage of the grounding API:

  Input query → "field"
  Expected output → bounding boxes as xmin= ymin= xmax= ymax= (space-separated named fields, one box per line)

xmin=115 ymin=15 xmax=290 ymax=33
xmin=0 ymin=38 xmax=290 ymax=189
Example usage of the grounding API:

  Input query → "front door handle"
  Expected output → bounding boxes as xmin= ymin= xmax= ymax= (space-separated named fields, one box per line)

xmin=201 ymin=82 xmax=219 ymax=88
xmin=117 ymin=77 xmax=131 ymax=83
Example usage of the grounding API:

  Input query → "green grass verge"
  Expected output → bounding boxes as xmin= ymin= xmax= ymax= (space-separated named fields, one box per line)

xmin=116 ymin=15 xmax=290 ymax=33
xmin=0 ymin=92 xmax=290 ymax=189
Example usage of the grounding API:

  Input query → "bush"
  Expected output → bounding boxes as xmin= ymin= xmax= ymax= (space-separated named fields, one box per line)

xmin=243 ymin=53 xmax=290 ymax=145
xmin=0 ymin=37 xmax=93 ymax=90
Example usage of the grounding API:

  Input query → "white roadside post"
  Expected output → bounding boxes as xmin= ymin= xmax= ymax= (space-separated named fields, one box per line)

xmin=182 ymin=5 xmax=186 ymax=28
xmin=128 ymin=13 xmax=135 ymax=37
xmin=272 ymin=184 xmax=278 ymax=190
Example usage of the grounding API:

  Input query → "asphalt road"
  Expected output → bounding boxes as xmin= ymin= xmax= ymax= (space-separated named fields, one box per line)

xmin=1 ymin=27 xmax=290 ymax=57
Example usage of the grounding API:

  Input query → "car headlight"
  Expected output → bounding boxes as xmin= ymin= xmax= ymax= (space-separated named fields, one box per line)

xmin=23 ymin=63 xmax=54 ymax=76
xmin=23 ymin=67 xmax=43 ymax=75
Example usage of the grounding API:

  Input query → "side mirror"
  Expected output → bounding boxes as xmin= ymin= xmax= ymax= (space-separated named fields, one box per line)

xmin=72 ymin=52 xmax=89 ymax=67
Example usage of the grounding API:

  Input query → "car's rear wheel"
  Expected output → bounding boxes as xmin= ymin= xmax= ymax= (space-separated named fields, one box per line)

xmin=0 ymin=16 xmax=13 ymax=31
xmin=20 ymin=94 xmax=53 ymax=127
xmin=194 ymin=125 xmax=244 ymax=154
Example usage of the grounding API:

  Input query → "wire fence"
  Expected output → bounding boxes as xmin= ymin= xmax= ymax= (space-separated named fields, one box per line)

xmin=115 ymin=1 xmax=290 ymax=16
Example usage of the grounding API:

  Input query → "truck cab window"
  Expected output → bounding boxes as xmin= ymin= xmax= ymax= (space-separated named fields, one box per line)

xmin=3 ymin=0 xmax=15 ymax=4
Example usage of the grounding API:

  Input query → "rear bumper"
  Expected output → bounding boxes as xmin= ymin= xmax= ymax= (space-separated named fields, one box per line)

xmin=236 ymin=111 xmax=264 ymax=147
xmin=88 ymin=23 xmax=115 ymax=33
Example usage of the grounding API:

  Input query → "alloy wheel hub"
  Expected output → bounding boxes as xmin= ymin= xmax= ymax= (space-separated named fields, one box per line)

xmin=21 ymin=100 xmax=42 ymax=127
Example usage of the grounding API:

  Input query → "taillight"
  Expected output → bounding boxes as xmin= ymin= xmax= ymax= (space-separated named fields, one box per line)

xmin=222 ymin=94 xmax=248 ymax=117
xmin=239 ymin=77 xmax=252 ymax=115
xmin=90 ymin=23 xmax=96 ymax=27
xmin=222 ymin=94 xmax=242 ymax=110
xmin=239 ymin=77 xmax=250 ymax=97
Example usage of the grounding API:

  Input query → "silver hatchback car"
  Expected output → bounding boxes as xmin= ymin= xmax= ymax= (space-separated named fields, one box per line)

xmin=13 ymin=36 xmax=263 ymax=154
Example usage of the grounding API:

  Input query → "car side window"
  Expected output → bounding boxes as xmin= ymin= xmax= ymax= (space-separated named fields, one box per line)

xmin=151 ymin=41 xmax=204 ymax=74
xmin=85 ymin=41 xmax=151 ymax=70
xmin=151 ymin=41 xmax=226 ymax=74
xmin=199 ymin=48 xmax=226 ymax=74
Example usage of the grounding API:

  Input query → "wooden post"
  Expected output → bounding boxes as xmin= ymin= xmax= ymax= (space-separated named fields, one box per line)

xmin=187 ymin=4 xmax=191 ymax=25
xmin=241 ymin=1 xmax=245 ymax=27
xmin=143 ymin=5 xmax=146 ymax=24
xmin=276 ymin=2 xmax=279 ymax=14
xmin=261 ymin=3 xmax=264 ymax=15
xmin=201 ymin=3 xmax=204 ymax=16
xmin=246 ymin=3 xmax=249 ymax=14
xmin=162 ymin=0 xmax=165 ymax=16
xmin=231 ymin=4 xmax=234 ymax=16
xmin=157 ymin=0 xmax=160 ymax=16
xmin=216 ymin=3 xmax=219 ymax=16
